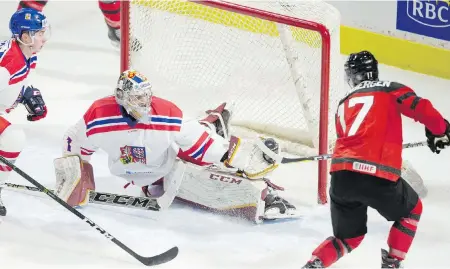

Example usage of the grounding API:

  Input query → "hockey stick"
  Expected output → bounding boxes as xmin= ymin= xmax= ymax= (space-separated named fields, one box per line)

xmin=257 ymin=140 xmax=428 ymax=164
xmin=0 ymin=156 xmax=178 ymax=266
xmin=3 ymin=182 xmax=161 ymax=211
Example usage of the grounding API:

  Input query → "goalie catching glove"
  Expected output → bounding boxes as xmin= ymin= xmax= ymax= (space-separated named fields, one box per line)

xmin=224 ymin=136 xmax=280 ymax=179
xmin=54 ymin=155 xmax=95 ymax=207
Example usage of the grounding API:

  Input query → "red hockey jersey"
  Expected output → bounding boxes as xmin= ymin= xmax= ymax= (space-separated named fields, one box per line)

xmin=331 ymin=80 xmax=446 ymax=181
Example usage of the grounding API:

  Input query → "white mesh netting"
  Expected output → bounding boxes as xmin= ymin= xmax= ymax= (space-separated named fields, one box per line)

xmin=126 ymin=0 xmax=344 ymax=156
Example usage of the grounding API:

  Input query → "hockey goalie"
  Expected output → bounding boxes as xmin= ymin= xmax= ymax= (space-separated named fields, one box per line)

xmin=54 ymin=69 xmax=299 ymax=223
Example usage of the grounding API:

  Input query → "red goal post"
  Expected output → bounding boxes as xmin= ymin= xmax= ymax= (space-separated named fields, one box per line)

xmin=120 ymin=0 xmax=343 ymax=204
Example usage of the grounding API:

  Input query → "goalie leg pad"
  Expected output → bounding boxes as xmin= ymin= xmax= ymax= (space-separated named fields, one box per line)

xmin=401 ymin=160 xmax=427 ymax=198
xmin=54 ymin=156 xmax=95 ymax=207
xmin=176 ymin=164 xmax=267 ymax=223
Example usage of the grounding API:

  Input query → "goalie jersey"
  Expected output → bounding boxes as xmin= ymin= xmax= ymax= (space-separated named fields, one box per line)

xmin=63 ymin=95 xmax=228 ymax=185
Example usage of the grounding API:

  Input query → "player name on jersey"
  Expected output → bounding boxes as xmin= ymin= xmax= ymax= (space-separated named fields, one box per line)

xmin=354 ymin=81 xmax=392 ymax=90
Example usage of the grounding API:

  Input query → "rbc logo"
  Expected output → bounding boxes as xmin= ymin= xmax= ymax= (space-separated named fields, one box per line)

xmin=397 ymin=0 xmax=450 ymax=41
xmin=407 ymin=0 xmax=450 ymax=27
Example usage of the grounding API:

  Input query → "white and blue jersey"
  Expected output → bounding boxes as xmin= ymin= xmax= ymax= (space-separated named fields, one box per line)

xmin=63 ymin=95 xmax=228 ymax=186
xmin=0 ymin=39 xmax=37 ymax=113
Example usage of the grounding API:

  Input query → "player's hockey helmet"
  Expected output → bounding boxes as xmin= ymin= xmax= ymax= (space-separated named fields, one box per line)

xmin=9 ymin=8 xmax=50 ymax=41
xmin=115 ymin=70 xmax=153 ymax=122
xmin=344 ymin=50 xmax=379 ymax=87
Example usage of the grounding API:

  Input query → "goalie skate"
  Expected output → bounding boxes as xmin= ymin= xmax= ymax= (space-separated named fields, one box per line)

xmin=263 ymin=187 xmax=301 ymax=220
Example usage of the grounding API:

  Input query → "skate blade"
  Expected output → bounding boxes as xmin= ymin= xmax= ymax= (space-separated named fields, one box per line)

xmin=263 ymin=211 xmax=302 ymax=221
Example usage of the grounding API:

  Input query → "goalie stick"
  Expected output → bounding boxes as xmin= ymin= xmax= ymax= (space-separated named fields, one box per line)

xmin=3 ymin=182 xmax=161 ymax=211
xmin=0 ymin=156 xmax=178 ymax=266
xmin=257 ymin=140 xmax=428 ymax=164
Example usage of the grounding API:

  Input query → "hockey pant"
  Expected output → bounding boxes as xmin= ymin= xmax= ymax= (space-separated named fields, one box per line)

xmin=308 ymin=171 xmax=422 ymax=267
xmin=0 ymin=117 xmax=26 ymax=185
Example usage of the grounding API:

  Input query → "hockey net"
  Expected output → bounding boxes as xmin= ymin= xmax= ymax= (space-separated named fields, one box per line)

xmin=120 ymin=0 xmax=344 ymax=204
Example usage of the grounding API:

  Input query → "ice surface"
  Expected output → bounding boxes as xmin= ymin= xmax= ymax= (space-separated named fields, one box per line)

xmin=0 ymin=1 xmax=449 ymax=268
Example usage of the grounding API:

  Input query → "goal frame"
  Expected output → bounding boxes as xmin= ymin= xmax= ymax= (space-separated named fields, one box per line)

xmin=120 ymin=0 xmax=330 ymax=204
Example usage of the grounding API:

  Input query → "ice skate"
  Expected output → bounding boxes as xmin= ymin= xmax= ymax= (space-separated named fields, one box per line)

xmin=263 ymin=187 xmax=299 ymax=220
xmin=107 ymin=24 xmax=142 ymax=52
xmin=302 ymin=258 xmax=324 ymax=268
xmin=381 ymin=249 xmax=402 ymax=268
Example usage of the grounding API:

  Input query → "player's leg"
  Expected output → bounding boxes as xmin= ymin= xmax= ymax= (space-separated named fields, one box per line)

xmin=0 ymin=118 xmax=26 ymax=216
xmin=17 ymin=0 xmax=48 ymax=11
xmin=303 ymin=171 xmax=366 ymax=268
xmin=98 ymin=0 xmax=142 ymax=51
xmin=367 ymin=176 xmax=421 ymax=268
xmin=98 ymin=1 xmax=121 ymax=45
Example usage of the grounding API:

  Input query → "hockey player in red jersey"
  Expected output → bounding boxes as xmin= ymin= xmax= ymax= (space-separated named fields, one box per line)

xmin=17 ymin=0 xmax=141 ymax=50
xmin=302 ymin=51 xmax=450 ymax=268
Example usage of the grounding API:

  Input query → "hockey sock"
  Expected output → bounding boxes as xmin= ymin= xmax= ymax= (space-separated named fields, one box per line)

xmin=17 ymin=0 xmax=48 ymax=12
xmin=387 ymin=198 xmax=422 ymax=260
xmin=310 ymin=235 xmax=364 ymax=267
xmin=98 ymin=0 xmax=120 ymax=29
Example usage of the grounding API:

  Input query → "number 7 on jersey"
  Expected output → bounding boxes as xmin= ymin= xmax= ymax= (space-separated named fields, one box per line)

xmin=337 ymin=96 xmax=374 ymax=137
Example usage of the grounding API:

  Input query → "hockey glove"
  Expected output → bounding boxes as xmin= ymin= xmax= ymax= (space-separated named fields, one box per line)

xmin=425 ymin=119 xmax=450 ymax=154
xmin=21 ymin=85 xmax=47 ymax=121
xmin=224 ymin=136 xmax=279 ymax=179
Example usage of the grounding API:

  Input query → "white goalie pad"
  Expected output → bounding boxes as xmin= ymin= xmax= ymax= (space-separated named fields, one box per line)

xmin=54 ymin=155 xmax=95 ymax=207
xmin=176 ymin=164 xmax=267 ymax=223
xmin=402 ymin=159 xmax=428 ymax=198
xmin=54 ymin=155 xmax=82 ymax=202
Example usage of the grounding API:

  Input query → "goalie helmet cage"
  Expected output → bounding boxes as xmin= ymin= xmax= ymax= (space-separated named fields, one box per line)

xmin=120 ymin=0 xmax=344 ymax=204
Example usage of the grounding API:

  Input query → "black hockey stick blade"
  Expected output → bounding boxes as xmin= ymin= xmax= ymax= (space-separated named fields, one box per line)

xmin=137 ymin=246 xmax=179 ymax=266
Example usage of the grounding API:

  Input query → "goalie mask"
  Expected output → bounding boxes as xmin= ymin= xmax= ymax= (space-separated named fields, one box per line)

xmin=115 ymin=70 xmax=152 ymax=122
